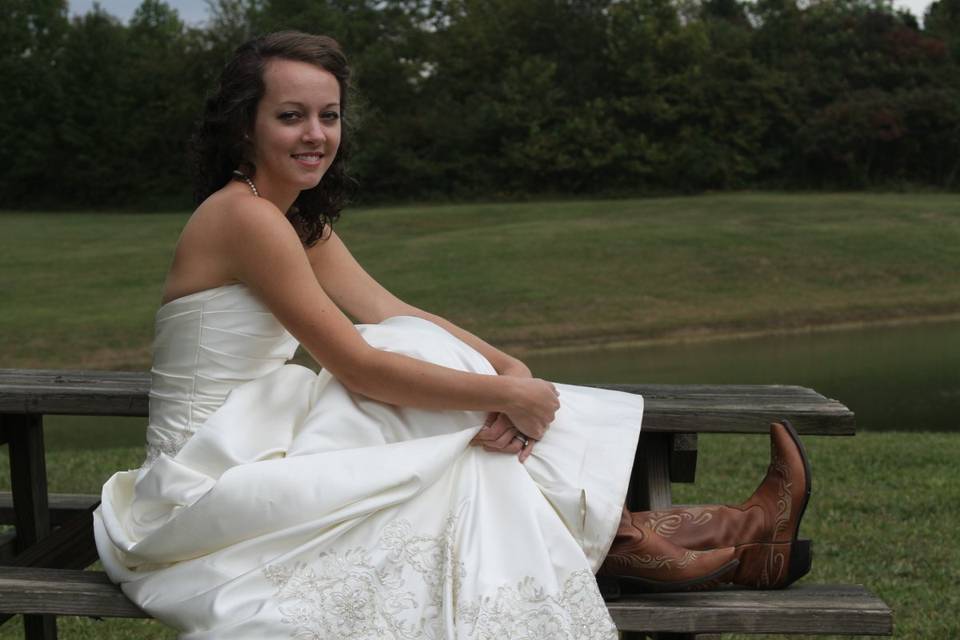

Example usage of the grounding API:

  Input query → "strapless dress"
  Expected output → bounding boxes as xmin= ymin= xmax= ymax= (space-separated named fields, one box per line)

xmin=94 ymin=283 xmax=643 ymax=639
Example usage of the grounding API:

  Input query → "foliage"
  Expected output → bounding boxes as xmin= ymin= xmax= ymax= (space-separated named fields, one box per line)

xmin=1 ymin=0 xmax=959 ymax=208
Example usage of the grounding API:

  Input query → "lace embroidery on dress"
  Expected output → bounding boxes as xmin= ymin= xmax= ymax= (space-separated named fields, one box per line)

xmin=143 ymin=429 xmax=193 ymax=468
xmin=263 ymin=515 xmax=617 ymax=640
xmin=456 ymin=570 xmax=616 ymax=640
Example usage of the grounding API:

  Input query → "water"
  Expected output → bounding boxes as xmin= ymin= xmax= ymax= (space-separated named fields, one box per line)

xmin=42 ymin=320 xmax=960 ymax=451
xmin=526 ymin=320 xmax=960 ymax=432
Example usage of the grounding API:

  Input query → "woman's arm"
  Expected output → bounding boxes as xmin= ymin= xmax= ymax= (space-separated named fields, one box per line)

xmin=221 ymin=201 xmax=556 ymax=438
xmin=306 ymin=230 xmax=532 ymax=378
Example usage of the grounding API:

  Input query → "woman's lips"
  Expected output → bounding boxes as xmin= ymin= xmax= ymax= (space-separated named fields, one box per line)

xmin=291 ymin=152 xmax=324 ymax=167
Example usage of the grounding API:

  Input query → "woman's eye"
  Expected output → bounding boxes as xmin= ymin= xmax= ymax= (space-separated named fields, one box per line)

xmin=279 ymin=112 xmax=301 ymax=121
xmin=322 ymin=111 xmax=341 ymax=121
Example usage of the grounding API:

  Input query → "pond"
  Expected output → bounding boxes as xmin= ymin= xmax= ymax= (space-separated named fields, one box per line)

xmin=526 ymin=319 xmax=960 ymax=433
xmin=43 ymin=319 xmax=959 ymax=452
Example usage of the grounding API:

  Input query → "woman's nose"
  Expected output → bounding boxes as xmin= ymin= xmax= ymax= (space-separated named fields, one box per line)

xmin=303 ymin=118 xmax=326 ymax=144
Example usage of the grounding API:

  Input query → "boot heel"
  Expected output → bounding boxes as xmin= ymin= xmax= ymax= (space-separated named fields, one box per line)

xmin=787 ymin=538 xmax=813 ymax=585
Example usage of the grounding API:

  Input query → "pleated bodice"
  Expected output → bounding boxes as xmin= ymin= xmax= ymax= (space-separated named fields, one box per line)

xmin=144 ymin=284 xmax=299 ymax=466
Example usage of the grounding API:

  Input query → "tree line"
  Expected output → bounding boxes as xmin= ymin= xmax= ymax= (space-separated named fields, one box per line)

xmin=4 ymin=0 xmax=960 ymax=209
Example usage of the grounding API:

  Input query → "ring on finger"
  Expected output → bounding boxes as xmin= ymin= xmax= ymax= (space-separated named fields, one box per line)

xmin=513 ymin=434 xmax=530 ymax=447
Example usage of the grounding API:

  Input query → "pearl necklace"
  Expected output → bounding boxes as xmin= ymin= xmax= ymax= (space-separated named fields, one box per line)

xmin=232 ymin=170 xmax=260 ymax=197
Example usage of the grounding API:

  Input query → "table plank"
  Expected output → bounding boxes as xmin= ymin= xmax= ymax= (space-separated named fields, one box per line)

xmin=0 ymin=493 xmax=100 ymax=526
xmin=0 ymin=370 xmax=855 ymax=434
xmin=608 ymin=584 xmax=893 ymax=634
xmin=0 ymin=567 xmax=147 ymax=618
xmin=0 ymin=568 xmax=892 ymax=636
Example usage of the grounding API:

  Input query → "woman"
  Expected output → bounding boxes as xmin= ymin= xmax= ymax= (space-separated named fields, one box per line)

xmin=94 ymin=31 xmax=810 ymax=639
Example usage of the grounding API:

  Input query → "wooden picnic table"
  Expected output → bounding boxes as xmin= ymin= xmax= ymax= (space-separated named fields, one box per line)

xmin=0 ymin=368 xmax=890 ymax=639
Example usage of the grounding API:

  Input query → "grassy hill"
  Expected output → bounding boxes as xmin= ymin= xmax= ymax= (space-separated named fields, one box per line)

xmin=2 ymin=192 xmax=959 ymax=369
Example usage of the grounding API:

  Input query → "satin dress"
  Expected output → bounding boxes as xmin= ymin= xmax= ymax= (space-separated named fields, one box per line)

xmin=94 ymin=283 xmax=644 ymax=639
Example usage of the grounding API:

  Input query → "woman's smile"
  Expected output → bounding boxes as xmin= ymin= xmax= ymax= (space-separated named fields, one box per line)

xmin=291 ymin=151 xmax=326 ymax=167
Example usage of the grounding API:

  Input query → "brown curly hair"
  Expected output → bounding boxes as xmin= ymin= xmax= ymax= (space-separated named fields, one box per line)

xmin=190 ymin=31 xmax=355 ymax=246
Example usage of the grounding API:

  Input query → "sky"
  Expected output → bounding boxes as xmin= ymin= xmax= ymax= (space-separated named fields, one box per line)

xmin=69 ymin=0 xmax=210 ymax=25
xmin=68 ymin=0 xmax=937 ymax=26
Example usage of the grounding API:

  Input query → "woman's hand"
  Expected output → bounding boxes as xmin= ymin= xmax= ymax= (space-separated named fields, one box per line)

xmin=470 ymin=412 xmax=538 ymax=463
xmin=470 ymin=376 xmax=558 ymax=462
xmin=471 ymin=357 xmax=544 ymax=462
xmin=503 ymin=377 xmax=559 ymax=441
xmin=471 ymin=364 xmax=553 ymax=463
xmin=470 ymin=358 xmax=538 ymax=461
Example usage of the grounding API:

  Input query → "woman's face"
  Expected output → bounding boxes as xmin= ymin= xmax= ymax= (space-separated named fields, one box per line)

xmin=248 ymin=58 xmax=341 ymax=194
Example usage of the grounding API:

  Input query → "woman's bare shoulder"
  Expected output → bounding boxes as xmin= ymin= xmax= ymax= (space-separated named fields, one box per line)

xmin=163 ymin=189 xmax=293 ymax=304
xmin=196 ymin=187 xmax=284 ymax=227
xmin=186 ymin=188 xmax=300 ymax=253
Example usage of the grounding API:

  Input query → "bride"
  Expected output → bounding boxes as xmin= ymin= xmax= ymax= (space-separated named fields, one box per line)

xmin=95 ymin=31 xmax=811 ymax=639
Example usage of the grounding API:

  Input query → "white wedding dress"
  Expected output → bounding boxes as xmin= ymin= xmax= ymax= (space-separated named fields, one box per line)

xmin=94 ymin=283 xmax=644 ymax=639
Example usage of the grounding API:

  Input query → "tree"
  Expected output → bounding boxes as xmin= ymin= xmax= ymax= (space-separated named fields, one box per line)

xmin=119 ymin=0 xmax=197 ymax=204
xmin=0 ymin=0 xmax=70 ymax=204
xmin=926 ymin=0 xmax=960 ymax=57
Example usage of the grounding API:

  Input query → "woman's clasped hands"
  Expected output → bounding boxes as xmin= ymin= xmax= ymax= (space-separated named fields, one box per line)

xmin=470 ymin=376 xmax=560 ymax=463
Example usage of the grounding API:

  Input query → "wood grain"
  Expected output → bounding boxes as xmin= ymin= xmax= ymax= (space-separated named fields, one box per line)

xmin=0 ymin=568 xmax=147 ymax=618
xmin=0 ymin=569 xmax=892 ymax=636
xmin=608 ymin=584 xmax=893 ymax=635
xmin=0 ymin=369 xmax=855 ymax=434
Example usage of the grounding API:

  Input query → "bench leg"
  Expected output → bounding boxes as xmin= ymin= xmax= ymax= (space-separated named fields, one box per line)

xmin=668 ymin=433 xmax=698 ymax=483
xmin=627 ymin=432 xmax=674 ymax=512
xmin=3 ymin=414 xmax=51 ymax=552
xmin=2 ymin=414 xmax=58 ymax=639
xmin=622 ymin=433 xmax=677 ymax=640
xmin=23 ymin=615 xmax=57 ymax=639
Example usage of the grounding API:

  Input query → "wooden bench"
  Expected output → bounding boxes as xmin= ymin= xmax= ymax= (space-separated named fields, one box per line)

xmin=0 ymin=369 xmax=893 ymax=639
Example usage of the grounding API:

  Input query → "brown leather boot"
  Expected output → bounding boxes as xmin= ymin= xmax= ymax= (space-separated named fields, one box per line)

xmin=598 ymin=506 xmax=739 ymax=592
xmin=631 ymin=420 xmax=812 ymax=588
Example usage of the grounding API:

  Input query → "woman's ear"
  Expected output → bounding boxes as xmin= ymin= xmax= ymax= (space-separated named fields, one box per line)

xmin=238 ymin=132 xmax=256 ymax=170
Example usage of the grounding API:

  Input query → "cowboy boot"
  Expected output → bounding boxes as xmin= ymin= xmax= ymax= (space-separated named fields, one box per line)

xmin=631 ymin=420 xmax=812 ymax=589
xmin=598 ymin=505 xmax=739 ymax=593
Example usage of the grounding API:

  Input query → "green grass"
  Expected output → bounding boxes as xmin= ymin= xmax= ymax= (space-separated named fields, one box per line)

xmin=2 ymin=192 xmax=960 ymax=368
xmin=1 ymin=193 xmax=958 ymax=637
xmin=0 ymin=432 xmax=956 ymax=638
